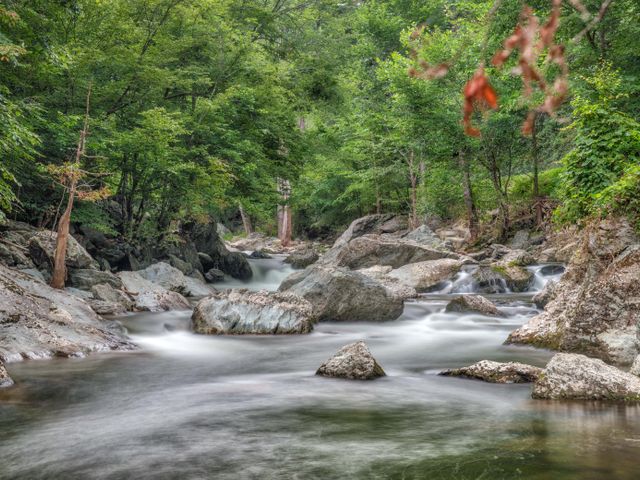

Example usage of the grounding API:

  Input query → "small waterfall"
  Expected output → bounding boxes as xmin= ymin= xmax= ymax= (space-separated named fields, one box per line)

xmin=213 ymin=254 xmax=297 ymax=291
xmin=526 ymin=264 xmax=565 ymax=292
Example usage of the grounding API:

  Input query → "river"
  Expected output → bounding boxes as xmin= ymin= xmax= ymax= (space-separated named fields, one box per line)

xmin=1 ymin=257 xmax=639 ymax=479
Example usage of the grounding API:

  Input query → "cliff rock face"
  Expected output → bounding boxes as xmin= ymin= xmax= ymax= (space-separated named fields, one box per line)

xmin=507 ymin=218 xmax=640 ymax=365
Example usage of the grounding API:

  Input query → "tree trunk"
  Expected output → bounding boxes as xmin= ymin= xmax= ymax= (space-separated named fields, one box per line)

xmin=239 ymin=202 xmax=252 ymax=235
xmin=459 ymin=149 xmax=479 ymax=242
xmin=50 ymin=181 xmax=76 ymax=289
xmin=277 ymin=178 xmax=292 ymax=247
xmin=531 ymin=114 xmax=543 ymax=227
xmin=51 ymin=85 xmax=91 ymax=289
xmin=407 ymin=150 xmax=419 ymax=230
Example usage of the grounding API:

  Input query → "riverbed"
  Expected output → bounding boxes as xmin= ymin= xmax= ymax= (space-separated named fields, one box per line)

xmin=1 ymin=258 xmax=639 ymax=479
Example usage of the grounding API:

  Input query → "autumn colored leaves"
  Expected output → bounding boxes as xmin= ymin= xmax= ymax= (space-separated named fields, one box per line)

xmin=410 ymin=0 xmax=568 ymax=137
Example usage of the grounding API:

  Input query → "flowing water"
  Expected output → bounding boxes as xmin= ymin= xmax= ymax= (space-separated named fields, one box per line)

xmin=1 ymin=259 xmax=640 ymax=479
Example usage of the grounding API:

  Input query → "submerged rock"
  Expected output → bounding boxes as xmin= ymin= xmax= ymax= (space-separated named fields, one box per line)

xmin=204 ymin=268 xmax=225 ymax=283
xmin=117 ymin=271 xmax=190 ymax=312
xmin=445 ymin=295 xmax=504 ymax=317
xmin=532 ymin=353 xmax=640 ymax=401
xmin=507 ymin=217 xmax=640 ymax=364
xmin=249 ymin=250 xmax=272 ymax=259
xmin=191 ymin=289 xmax=314 ymax=334
xmin=284 ymin=250 xmax=319 ymax=268
xmin=0 ymin=264 xmax=135 ymax=362
xmin=316 ymin=341 xmax=386 ymax=380
xmin=440 ymin=360 xmax=542 ymax=384
xmin=279 ymin=265 xmax=404 ymax=322
xmin=0 ymin=360 xmax=14 ymax=388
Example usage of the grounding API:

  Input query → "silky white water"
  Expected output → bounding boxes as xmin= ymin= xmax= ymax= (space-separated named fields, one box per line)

xmin=1 ymin=258 xmax=639 ymax=480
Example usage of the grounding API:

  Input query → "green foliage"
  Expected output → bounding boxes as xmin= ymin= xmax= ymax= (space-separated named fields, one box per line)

xmin=510 ymin=168 xmax=563 ymax=203
xmin=556 ymin=66 xmax=640 ymax=223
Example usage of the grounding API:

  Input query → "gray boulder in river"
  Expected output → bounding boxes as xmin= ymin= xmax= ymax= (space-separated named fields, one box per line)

xmin=439 ymin=360 xmax=541 ymax=383
xmin=0 ymin=264 xmax=135 ymax=363
xmin=507 ymin=217 xmax=640 ymax=365
xmin=387 ymin=258 xmax=463 ymax=292
xmin=445 ymin=295 xmax=505 ymax=317
xmin=191 ymin=289 xmax=315 ymax=334
xmin=532 ymin=353 xmax=640 ymax=401
xmin=284 ymin=250 xmax=319 ymax=268
xmin=630 ymin=355 xmax=640 ymax=377
xmin=279 ymin=265 xmax=404 ymax=322
xmin=316 ymin=341 xmax=386 ymax=380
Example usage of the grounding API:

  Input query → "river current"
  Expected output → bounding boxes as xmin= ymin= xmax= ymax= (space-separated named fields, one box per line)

xmin=1 ymin=257 xmax=639 ymax=479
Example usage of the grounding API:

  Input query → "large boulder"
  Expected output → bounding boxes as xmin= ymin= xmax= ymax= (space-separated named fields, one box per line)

xmin=117 ymin=271 xmax=190 ymax=312
xmin=0 ymin=360 xmax=14 ymax=388
xmin=326 ymin=234 xmax=459 ymax=270
xmin=279 ymin=265 xmax=404 ymax=322
xmin=532 ymin=353 xmax=640 ymax=401
xmin=445 ymin=295 xmax=504 ymax=317
xmin=532 ymin=280 xmax=558 ymax=309
xmin=183 ymin=276 xmax=214 ymax=297
xmin=0 ymin=264 xmax=135 ymax=362
xmin=186 ymin=222 xmax=252 ymax=280
xmin=284 ymin=250 xmax=319 ymax=269
xmin=440 ymin=360 xmax=542 ymax=383
xmin=91 ymin=283 xmax=135 ymax=312
xmin=333 ymin=214 xmax=408 ymax=248
xmin=191 ymin=290 xmax=314 ymax=334
xmin=136 ymin=262 xmax=187 ymax=294
xmin=403 ymin=224 xmax=444 ymax=248
xmin=387 ymin=258 xmax=462 ymax=292
xmin=507 ymin=218 xmax=640 ymax=364
xmin=316 ymin=341 xmax=386 ymax=380
xmin=28 ymin=231 xmax=99 ymax=272
xmin=68 ymin=268 xmax=123 ymax=291
xmin=356 ymin=265 xmax=417 ymax=300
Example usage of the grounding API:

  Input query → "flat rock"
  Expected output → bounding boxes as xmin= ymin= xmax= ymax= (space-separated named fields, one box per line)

xmin=191 ymin=289 xmax=314 ymax=334
xmin=445 ymin=295 xmax=504 ymax=317
xmin=532 ymin=353 xmax=640 ymax=401
xmin=0 ymin=264 xmax=135 ymax=362
xmin=316 ymin=341 xmax=386 ymax=380
xmin=440 ymin=360 xmax=542 ymax=383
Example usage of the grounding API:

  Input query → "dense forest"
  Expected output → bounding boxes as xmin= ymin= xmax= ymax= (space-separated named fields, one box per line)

xmin=2 ymin=0 xmax=638 ymax=246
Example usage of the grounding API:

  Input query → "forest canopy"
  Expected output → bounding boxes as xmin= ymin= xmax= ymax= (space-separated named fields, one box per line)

xmin=1 ymin=0 xmax=639 ymax=243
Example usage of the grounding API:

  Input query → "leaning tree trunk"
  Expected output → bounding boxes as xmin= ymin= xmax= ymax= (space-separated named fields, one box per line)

xmin=50 ymin=181 xmax=77 ymax=289
xmin=459 ymin=149 xmax=479 ymax=242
